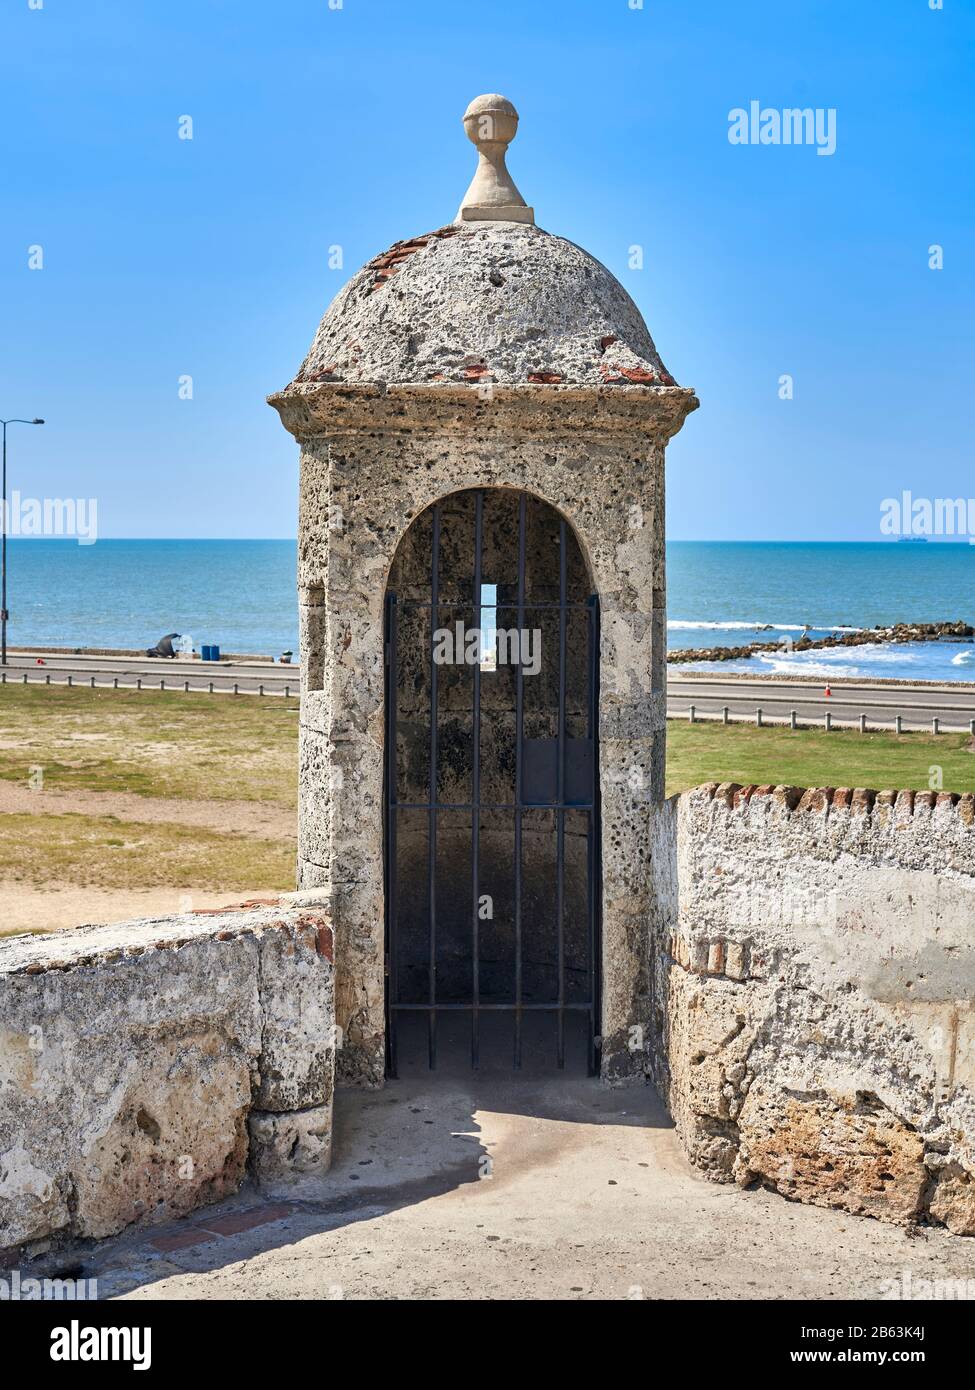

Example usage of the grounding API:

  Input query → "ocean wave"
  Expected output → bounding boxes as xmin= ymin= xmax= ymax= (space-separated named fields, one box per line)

xmin=752 ymin=642 xmax=915 ymax=671
xmin=681 ymin=640 xmax=932 ymax=678
xmin=752 ymin=657 xmax=870 ymax=679
xmin=815 ymin=644 xmax=919 ymax=665
xmin=675 ymin=636 xmax=975 ymax=682
xmin=667 ymin=620 xmax=862 ymax=633
xmin=668 ymin=620 xmax=774 ymax=630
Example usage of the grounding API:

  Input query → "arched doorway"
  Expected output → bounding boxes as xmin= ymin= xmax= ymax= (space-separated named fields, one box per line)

xmin=384 ymin=487 xmax=601 ymax=1075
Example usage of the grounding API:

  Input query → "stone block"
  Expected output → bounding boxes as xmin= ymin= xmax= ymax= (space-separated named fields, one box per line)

xmin=0 ymin=900 xmax=335 ymax=1261
xmin=734 ymin=1087 xmax=927 ymax=1225
xmin=248 ymin=1105 xmax=332 ymax=1190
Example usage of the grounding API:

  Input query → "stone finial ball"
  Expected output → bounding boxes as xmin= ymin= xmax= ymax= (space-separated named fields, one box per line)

xmin=463 ymin=93 xmax=519 ymax=147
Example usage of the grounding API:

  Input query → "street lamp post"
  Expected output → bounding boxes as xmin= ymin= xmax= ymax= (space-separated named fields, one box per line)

xmin=1 ymin=417 xmax=45 ymax=666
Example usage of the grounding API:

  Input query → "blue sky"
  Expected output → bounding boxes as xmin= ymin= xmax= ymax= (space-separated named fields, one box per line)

xmin=1 ymin=0 xmax=971 ymax=540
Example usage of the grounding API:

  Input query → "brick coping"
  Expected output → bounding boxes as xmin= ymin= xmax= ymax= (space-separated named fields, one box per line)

xmin=692 ymin=781 xmax=974 ymax=823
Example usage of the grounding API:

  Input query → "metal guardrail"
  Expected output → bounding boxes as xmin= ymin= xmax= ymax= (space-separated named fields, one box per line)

xmin=0 ymin=670 xmax=298 ymax=698
xmin=4 ymin=670 xmax=975 ymax=733
xmin=678 ymin=703 xmax=975 ymax=735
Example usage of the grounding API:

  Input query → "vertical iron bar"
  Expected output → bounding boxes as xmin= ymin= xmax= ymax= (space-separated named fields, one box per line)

xmin=385 ymin=594 xmax=399 ymax=1078
xmin=471 ymin=491 xmax=483 ymax=1069
xmin=586 ymin=594 xmax=597 ymax=1078
xmin=514 ymin=492 xmax=526 ymax=1068
xmin=556 ymin=518 xmax=567 ymax=1069
xmin=428 ymin=505 xmax=440 ymax=1069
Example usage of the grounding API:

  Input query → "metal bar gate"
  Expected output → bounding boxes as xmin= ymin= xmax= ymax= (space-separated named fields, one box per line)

xmin=384 ymin=489 xmax=601 ymax=1074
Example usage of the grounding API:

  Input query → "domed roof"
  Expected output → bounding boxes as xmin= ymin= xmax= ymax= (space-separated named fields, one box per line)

xmin=284 ymin=94 xmax=680 ymax=393
xmin=291 ymin=221 xmax=677 ymax=390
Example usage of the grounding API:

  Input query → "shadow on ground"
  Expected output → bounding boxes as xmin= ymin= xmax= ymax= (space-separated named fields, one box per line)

xmin=84 ymin=1032 xmax=975 ymax=1301
xmin=88 ymin=1053 xmax=668 ymax=1300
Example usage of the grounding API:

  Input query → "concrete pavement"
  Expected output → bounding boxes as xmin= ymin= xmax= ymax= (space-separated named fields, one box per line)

xmin=79 ymin=1072 xmax=975 ymax=1301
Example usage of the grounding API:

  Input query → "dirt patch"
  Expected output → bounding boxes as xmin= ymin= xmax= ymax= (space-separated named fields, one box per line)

xmin=0 ymin=781 xmax=295 ymax=839
xmin=0 ymin=810 xmax=295 ymax=895
xmin=0 ymin=885 xmax=278 ymax=936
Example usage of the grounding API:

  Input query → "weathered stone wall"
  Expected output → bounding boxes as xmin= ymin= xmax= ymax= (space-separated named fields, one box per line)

xmin=273 ymin=383 xmax=696 ymax=1087
xmin=654 ymin=784 xmax=975 ymax=1235
xmin=0 ymin=896 xmax=335 ymax=1265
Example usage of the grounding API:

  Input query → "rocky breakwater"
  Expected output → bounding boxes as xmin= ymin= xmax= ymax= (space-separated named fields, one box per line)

xmin=668 ymin=620 xmax=974 ymax=665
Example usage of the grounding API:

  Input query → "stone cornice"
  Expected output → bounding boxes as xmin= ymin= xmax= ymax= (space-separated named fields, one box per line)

xmin=267 ymin=381 xmax=699 ymax=443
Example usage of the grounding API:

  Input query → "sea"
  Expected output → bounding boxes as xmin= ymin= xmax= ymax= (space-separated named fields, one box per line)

xmin=7 ymin=539 xmax=975 ymax=681
xmin=667 ymin=541 xmax=975 ymax=682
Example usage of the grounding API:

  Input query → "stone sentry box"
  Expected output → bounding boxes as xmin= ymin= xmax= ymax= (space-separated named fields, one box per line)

xmin=270 ymin=95 xmax=698 ymax=1085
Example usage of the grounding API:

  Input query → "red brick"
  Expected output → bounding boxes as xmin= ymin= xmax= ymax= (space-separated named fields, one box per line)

xmin=149 ymin=1228 xmax=213 ymax=1253
xmin=199 ymin=1203 xmax=293 ymax=1238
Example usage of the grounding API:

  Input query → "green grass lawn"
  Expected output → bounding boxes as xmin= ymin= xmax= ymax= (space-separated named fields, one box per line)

xmin=0 ymin=687 xmax=299 ymax=906
xmin=1 ymin=687 xmax=972 ymax=906
xmin=0 ymin=812 xmax=294 ymax=891
xmin=665 ymin=719 xmax=975 ymax=797
xmin=0 ymin=685 xmax=299 ymax=805
xmin=2 ymin=685 xmax=971 ymax=807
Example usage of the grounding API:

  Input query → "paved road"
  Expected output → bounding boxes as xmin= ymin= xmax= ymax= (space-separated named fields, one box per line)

xmin=669 ymin=674 xmax=975 ymax=732
xmin=0 ymin=652 xmax=299 ymax=696
xmin=3 ymin=652 xmax=975 ymax=730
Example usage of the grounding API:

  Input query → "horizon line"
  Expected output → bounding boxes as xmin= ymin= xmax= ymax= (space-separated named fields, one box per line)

xmin=9 ymin=537 xmax=974 ymax=546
